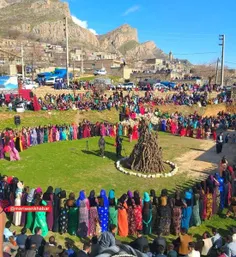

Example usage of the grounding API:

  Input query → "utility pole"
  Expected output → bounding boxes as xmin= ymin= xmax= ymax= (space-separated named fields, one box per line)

xmin=81 ymin=48 xmax=84 ymax=75
xmin=64 ymin=17 xmax=69 ymax=87
xmin=219 ymin=34 xmax=225 ymax=87
xmin=215 ymin=57 xmax=220 ymax=84
xmin=21 ymin=43 xmax=25 ymax=80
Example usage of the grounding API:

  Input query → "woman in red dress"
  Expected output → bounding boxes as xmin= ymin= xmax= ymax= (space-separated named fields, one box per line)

xmin=133 ymin=191 xmax=142 ymax=231
xmin=132 ymin=125 xmax=139 ymax=140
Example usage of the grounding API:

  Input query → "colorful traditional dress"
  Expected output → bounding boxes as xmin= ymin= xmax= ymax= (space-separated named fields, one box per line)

xmin=32 ymin=200 xmax=48 ymax=237
xmin=88 ymin=190 xmax=98 ymax=236
xmin=142 ymin=192 xmax=152 ymax=235
xmin=98 ymin=190 xmax=109 ymax=232
xmin=76 ymin=191 xmax=89 ymax=238
xmin=134 ymin=191 xmax=142 ymax=231
xmin=108 ymin=190 xmax=118 ymax=227
xmin=127 ymin=191 xmax=136 ymax=235
xmin=118 ymin=201 xmax=128 ymax=237
xmin=59 ymin=196 xmax=68 ymax=234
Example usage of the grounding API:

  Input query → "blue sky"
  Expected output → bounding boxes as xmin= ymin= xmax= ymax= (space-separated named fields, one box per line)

xmin=67 ymin=0 xmax=236 ymax=68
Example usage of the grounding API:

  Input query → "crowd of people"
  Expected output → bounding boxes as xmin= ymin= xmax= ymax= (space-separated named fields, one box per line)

xmin=1 ymin=155 xmax=236 ymax=257
xmin=1 ymin=109 xmax=236 ymax=162
xmin=0 ymin=85 xmax=232 ymax=112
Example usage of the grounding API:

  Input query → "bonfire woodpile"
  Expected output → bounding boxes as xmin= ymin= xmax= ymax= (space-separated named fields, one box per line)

xmin=128 ymin=120 xmax=165 ymax=173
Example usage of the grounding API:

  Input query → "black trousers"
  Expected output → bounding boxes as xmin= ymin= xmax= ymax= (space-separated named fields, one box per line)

xmin=216 ymin=143 xmax=223 ymax=153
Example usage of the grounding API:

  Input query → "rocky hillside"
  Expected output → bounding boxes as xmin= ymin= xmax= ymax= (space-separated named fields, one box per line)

xmin=98 ymin=24 xmax=167 ymax=61
xmin=0 ymin=0 xmax=99 ymax=48
xmin=0 ymin=0 xmax=168 ymax=61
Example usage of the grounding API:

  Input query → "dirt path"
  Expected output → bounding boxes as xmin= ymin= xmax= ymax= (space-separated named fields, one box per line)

xmin=175 ymin=131 xmax=236 ymax=179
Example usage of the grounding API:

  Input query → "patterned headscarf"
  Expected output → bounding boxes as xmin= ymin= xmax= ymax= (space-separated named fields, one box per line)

xmin=27 ymin=189 xmax=35 ymax=203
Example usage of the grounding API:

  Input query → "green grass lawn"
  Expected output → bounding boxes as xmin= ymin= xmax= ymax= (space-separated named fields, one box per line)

xmin=1 ymin=133 xmax=202 ymax=195
xmin=1 ymin=109 xmax=235 ymax=249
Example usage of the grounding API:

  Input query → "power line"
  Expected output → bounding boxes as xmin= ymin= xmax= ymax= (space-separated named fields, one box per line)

xmin=173 ymin=52 xmax=218 ymax=56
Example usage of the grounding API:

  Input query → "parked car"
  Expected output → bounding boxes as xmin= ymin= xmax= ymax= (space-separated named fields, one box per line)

xmin=117 ymin=82 xmax=136 ymax=90
xmin=94 ymin=68 xmax=107 ymax=76
xmin=22 ymin=79 xmax=38 ymax=90
xmin=45 ymin=76 xmax=57 ymax=85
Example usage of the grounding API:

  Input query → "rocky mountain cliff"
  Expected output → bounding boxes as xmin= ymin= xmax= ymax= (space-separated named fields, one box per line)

xmin=0 ymin=0 xmax=168 ymax=61
xmin=0 ymin=0 xmax=99 ymax=48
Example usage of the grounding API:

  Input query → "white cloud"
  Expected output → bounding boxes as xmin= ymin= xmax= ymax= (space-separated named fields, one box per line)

xmin=71 ymin=15 xmax=98 ymax=35
xmin=123 ymin=5 xmax=140 ymax=16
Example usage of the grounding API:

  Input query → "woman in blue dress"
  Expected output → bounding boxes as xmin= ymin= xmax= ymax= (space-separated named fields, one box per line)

xmin=181 ymin=190 xmax=193 ymax=230
xmin=98 ymin=189 xmax=109 ymax=232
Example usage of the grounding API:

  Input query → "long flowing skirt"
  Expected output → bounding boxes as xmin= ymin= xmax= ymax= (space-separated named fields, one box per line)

xmin=172 ymin=206 xmax=182 ymax=235
xmin=59 ymin=207 xmax=69 ymax=234
xmin=134 ymin=205 xmax=142 ymax=231
xmin=127 ymin=206 xmax=136 ymax=235
xmin=68 ymin=207 xmax=78 ymax=236
xmin=25 ymin=203 xmax=35 ymax=231
xmin=77 ymin=206 xmax=89 ymax=238
xmin=98 ymin=206 xmax=109 ymax=233
xmin=192 ymin=203 xmax=201 ymax=226
xmin=89 ymin=207 xmax=99 ymax=236
xmin=32 ymin=212 xmax=48 ymax=237
xmin=46 ymin=200 xmax=54 ymax=230
xmin=118 ymin=209 xmax=128 ymax=237
xmin=109 ymin=206 xmax=118 ymax=227
xmin=181 ymin=206 xmax=192 ymax=230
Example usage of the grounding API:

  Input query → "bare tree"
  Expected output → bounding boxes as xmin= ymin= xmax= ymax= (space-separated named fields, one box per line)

xmin=191 ymin=64 xmax=216 ymax=84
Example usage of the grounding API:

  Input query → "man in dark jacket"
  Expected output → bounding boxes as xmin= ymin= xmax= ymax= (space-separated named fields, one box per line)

xmin=77 ymin=242 xmax=91 ymax=257
xmin=98 ymin=135 xmax=105 ymax=158
xmin=130 ymin=230 xmax=149 ymax=253
xmin=43 ymin=236 xmax=63 ymax=257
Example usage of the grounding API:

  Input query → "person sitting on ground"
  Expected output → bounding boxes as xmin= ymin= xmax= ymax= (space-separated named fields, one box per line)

xmin=201 ymin=231 xmax=213 ymax=256
xmin=188 ymin=242 xmax=200 ymax=257
xmin=65 ymin=241 xmax=76 ymax=257
xmin=156 ymin=245 xmax=167 ymax=257
xmin=226 ymin=235 xmax=236 ymax=257
xmin=167 ymin=244 xmax=177 ymax=257
xmin=212 ymin=228 xmax=223 ymax=250
xmin=143 ymin=245 xmax=152 ymax=257
xmin=152 ymin=228 xmax=167 ymax=254
xmin=3 ymin=245 xmax=11 ymax=257
xmin=4 ymin=221 xmax=15 ymax=242
xmin=43 ymin=236 xmax=64 ymax=257
xmin=90 ymin=236 xmax=99 ymax=257
xmin=16 ymin=227 xmax=27 ymax=250
xmin=24 ymin=244 xmax=38 ymax=257
xmin=217 ymin=247 xmax=228 ymax=257
xmin=3 ymin=236 xmax=19 ymax=257
xmin=98 ymin=224 xmax=117 ymax=253
xmin=77 ymin=242 xmax=91 ymax=257
xmin=25 ymin=227 xmax=46 ymax=255
xmin=175 ymin=228 xmax=193 ymax=257
xmin=130 ymin=229 xmax=148 ymax=253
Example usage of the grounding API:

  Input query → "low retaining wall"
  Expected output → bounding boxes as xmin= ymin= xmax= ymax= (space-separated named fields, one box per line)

xmin=115 ymin=158 xmax=178 ymax=178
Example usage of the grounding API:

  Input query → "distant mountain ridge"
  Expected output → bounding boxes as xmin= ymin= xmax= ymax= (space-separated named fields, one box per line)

xmin=0 ymin=0 xmax=168 ymax=61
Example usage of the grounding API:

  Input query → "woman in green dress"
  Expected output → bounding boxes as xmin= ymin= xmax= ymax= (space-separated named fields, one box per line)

xmin=25 ymin=189 xmax=35 ymax=231
xmin=43 ymin=127 xmax=48 ymax=143
xmin=66 ymin=192 xmax=78 ymax=235
xmin=32 ymin=193 xmax=48 ymax=237
xmin=108 ymin=190 xmax=118 ymax=227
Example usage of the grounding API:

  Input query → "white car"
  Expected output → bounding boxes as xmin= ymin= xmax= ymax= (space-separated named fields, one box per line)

xmin=45 ymin=77 xmax=57 ymax=85
xmin=119 ymin=82 xmax=136 ymax=90
xmin=22 ymin=79 xmax=38 ymax=90
xmin=94 ymin=68 xmax=107 ymax=76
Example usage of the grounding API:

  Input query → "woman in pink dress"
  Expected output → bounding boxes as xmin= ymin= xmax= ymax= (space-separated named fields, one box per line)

xmin=73 ymin=124 xmax=77 ymax=140
xmin=83 ymin=123 xmax=91 ymax=138
xmin=100 ymin=123 xmax=106 ymax=136
xmin=132 ymin=125 xmax=139 ymax=140
xmin=140 ymin=106 xmax=145 ymax=115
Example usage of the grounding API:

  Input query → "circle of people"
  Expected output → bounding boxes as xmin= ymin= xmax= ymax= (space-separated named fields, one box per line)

xmin=1 ymin=155 xmax=236 ymax=257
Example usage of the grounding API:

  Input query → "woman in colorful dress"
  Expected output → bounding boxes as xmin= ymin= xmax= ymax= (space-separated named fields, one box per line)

xmin=118 ymin=194 xmax=128 ymax=237
xmin=181 ymin=189 xmax=193 ymax=230
xmin=108 ymin=190 xmax=118 ymax=227
xmin=98 ymin=189 xmax=109 ymax=233
xmin=132 ymin=125 xmax=139 ymax=140
xmin=171 ymin=190 xmax=186 ymax=236
xmin=206 ymin=186 xmax=213 ymax=219
xmin=118 ymin=123 xmax=123 ymax=137
xmin=192 ymin=187 xmax=201 ymax=226
xmin=157 ymin=189 xmax=171 ymax=236
xmin=127 ymin=190 xmax=136 ymax=235
xmin=32 ymin=193 xmax=48 ymax=237
xmin=42 ymin=186 xmax=54 ymax=231
xmin=76 ymin=190 xmax=90 ymax=238
xmin=67 ymin=192 xmax=78 ymax=236
xmin=133 ymin=191 xmax=142 ymax=231
xmin=25 ymin=189 xmax=35 ymax=231
xmin=88 ymin=190 xmax=98 ymax=236
xmin=59 ymin=190 xmax=68 ymax=234
xmin=142 ymin=192 xmax=152 ymax=235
